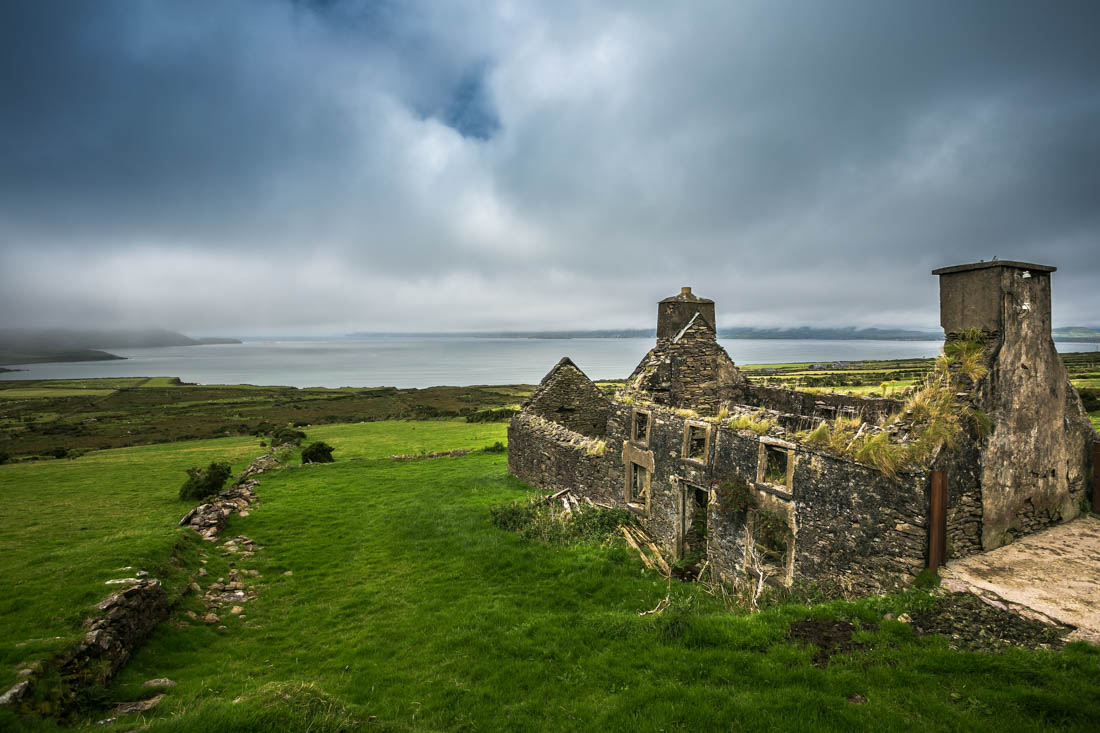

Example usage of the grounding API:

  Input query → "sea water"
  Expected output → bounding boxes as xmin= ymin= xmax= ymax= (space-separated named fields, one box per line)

xmin=1 ymin=337 xmax=1095 ymax=389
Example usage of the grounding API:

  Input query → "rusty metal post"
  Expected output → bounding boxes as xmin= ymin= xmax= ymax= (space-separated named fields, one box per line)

xmin=1092 ymin=442 xmax=1100 ymax=514
xmin=929 ymin=470 xmax=947 ymax=570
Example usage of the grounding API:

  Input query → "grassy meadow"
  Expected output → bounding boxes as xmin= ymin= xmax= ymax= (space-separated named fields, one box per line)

xmin=0 ymin=418 xmax=1097 ymax=731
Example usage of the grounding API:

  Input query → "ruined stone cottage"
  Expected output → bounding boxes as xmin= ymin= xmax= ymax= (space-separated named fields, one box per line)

xmin=508 ymin=262 xmax=1096 ymax=593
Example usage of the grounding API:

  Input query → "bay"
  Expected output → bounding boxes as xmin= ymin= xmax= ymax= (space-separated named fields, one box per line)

xmin=1 ymin=337 xmax=1095 ymax=389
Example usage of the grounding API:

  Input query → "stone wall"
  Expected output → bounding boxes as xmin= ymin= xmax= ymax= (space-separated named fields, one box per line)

xmin=507 ymin=413 xmax=619 ymax=505
xmin=509 ymin=399 xmax=936 ymax=594
xmin=745 ymin=385 xmax=901 ymax=424
xmin=626 ymin=319 xmax=746 ymax=415
xmin=963 ymin=269 xmax=1094 ymax=549
xmin=523 ymin=357 xmax=610 ymax=438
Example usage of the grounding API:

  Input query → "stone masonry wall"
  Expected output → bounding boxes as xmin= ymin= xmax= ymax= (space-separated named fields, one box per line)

xmin=966 ymin=267 xmax=1095 ymax=549
xmin=509 ymin=397 xmax=937 ymax=594
xmin=507 ymin=413 xmax=618 ymax=505
xmin=745 ymin=385 xmax=901 ymax=424
xmin=523 ymin=358 xmax=611 ymax=438
xmin=627 ymin=319 xmax=746 ymax=416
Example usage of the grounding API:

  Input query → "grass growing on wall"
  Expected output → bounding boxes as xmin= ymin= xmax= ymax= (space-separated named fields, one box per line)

xmin=796 ymin=334 xmax=994 ymax=477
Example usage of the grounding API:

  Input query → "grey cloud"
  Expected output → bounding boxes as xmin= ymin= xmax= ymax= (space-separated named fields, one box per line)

xmin=1 ymin=1 xmax=1098 ymax=332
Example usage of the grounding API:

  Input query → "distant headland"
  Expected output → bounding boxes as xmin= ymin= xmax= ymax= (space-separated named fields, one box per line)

xmin=0 ymin=328 xmax=242 ymax=366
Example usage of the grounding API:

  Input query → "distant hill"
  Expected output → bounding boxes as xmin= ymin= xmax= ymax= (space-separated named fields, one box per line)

xmin=349 ymin=327 xmax=941 ymax=340
xmin=716 ymin=326 xmax=939 ymax=341
xmin=0 ymin=328 xmax=241 ymax=366
xmin=1052 ymin=326 xmax=1100 ymax=342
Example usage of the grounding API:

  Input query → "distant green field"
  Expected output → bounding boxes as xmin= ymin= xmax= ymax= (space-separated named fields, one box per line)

xmin=0 ymin=379 xmax=530 ymax=459
xmin=0 ymin=388 xmax=117 ymax=399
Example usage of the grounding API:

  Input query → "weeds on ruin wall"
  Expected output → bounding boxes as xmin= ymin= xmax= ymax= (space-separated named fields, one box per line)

xmin=795 ymin=331 xmax=993 ymax=478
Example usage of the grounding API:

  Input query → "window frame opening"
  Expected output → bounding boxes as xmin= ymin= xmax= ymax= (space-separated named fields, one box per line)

xmin=682 ymin=422 xmax=710 ymax=464
xmin=756 ymin=438 xmax=794 ymax=492
xmin=626 ymin=461 xmax=650 ymax=514
xmin=631 ymin=408 xmax=651 ymax=446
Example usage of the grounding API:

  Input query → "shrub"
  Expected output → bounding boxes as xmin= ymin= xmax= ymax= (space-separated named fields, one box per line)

xmin=713 ymin=476 xmax=752 ymax=517
xmin=179 ymin=461 xmax=233 ymax=502
xmin=0 ymin=450 xmax=8 ymax=465
xmin=491 ymin=498 xmax=633 ymax=544
xmin=466 ymin=408 xmax=519 ymax=423
xmin=270 ymin=426 xmax=307 ymax=446
xmin=301 ymin=441 xmax=335 ymax=464
xmin=481 ymin=441 xmax=507 ymax=454
xmin=45 ymin=447 xmax=69 ymax=459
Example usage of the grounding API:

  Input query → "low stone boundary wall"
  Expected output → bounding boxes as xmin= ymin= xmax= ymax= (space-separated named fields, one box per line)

xmin=0 ymin=446 xmax=283 ymax=717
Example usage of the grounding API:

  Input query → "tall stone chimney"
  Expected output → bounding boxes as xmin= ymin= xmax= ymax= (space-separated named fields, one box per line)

xmin=932 ymin=260 xmax=1094 ymax=550
xmin=932 ymin=260 xmax=1055 ymax=339
xmin=656 ymin=287 xmax=716 ymax=341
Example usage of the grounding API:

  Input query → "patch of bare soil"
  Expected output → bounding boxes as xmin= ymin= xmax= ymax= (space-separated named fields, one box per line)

xmin=787 ymin=619 xmax=875 ymax=665
xmin=910 ymin=593 xmax=1071 ymax=652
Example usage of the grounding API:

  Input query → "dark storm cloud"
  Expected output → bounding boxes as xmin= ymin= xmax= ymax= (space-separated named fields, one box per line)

xmin=1 ymin=0 xmax=1097 ymax=333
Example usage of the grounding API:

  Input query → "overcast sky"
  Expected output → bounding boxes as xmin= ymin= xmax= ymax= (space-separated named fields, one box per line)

xmin=1 ymin=1 xmax=1097 ymax=335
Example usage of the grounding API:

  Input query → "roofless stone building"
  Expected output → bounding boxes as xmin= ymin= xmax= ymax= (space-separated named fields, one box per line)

xmin=508 ymin=261 xmax=1096 ymax=593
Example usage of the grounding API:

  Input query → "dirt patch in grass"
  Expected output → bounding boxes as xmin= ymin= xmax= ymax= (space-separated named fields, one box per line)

xmin=787 ymin=619 xmax=874 ymax=665
xmin=910 ymin=593 xmax=1072 ymax=652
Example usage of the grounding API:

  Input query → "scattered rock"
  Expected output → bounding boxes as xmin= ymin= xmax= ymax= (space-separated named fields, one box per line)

xmin=897 ymin=613 xmax=911 ymax=624
xmin=942 ymin=578 xmax=970 ymax=594
xmin=202 ymin=613 xmax=219 ymax=624
xmin=111 ymin=694 xmax=164 ymax=716
xmin=217 ymin=625 xmax=228 ymax=631
xmin=0 ymin=681 xmax=30 ymax=706
xmin=847 ymin=694 xmax=867 ymax=705
xmin=198 ymin=568 xmax=208 ymax=577
xmin=283 ymin=571 xmax=293 ymax=577
xmin=230 ymin=606 xmax=244 ymax=615
xmin=910 ymin=593 xmax=1071 ymax=651
xmin=105 ymin=577 xmax=141 ymax=585
xmin=141 ymin=678 xmax=177 ymax=689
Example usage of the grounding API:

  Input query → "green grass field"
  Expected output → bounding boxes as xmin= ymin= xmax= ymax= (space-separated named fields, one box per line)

xmin=0 ymin=436 xmax=265 ymax=691
xmin=3 ymin=419 xmax=1099 ymax=731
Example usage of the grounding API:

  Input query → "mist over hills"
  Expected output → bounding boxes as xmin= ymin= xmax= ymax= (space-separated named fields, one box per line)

xmin=349 ymin=326 xmax=1100 ymax=342
xmin=0 ymin=328 xmax=241 ymax=366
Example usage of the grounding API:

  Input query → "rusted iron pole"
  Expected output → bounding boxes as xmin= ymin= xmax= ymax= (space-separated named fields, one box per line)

xmin=1092 ymin=442 xmax=1100 ymax=514
xmin=929 ymin=470 xmax=947 ymax=570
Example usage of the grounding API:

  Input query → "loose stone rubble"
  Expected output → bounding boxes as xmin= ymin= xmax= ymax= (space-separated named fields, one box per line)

xmin=1 ymin=446 xmax=283 ymax=717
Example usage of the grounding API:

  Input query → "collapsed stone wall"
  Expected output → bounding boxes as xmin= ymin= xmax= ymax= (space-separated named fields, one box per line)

xmin=744 ymin=385 xmax=901 ymax=424
xmin=1 ymin=447 xmax=279 ymax=717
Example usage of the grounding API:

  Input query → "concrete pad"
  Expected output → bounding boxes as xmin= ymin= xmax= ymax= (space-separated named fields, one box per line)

xmin=942 ymin=516 xmax=1100 ymax=637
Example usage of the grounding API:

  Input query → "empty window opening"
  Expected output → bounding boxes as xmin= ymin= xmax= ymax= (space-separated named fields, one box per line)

xmin=629 ymin=462 xmax=649 ymax=505
xmin=632 ymin=411 xmax=650 ymax=444
xmin=679 ymin=485 xmax=710 ymax=573
xmin=685 ymin=425 xmax=708 ymax=461
xmin=763 ymin=445 xmax=788 ymax=485
xmin=751 ymin=509 xmax=791 ymax=570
